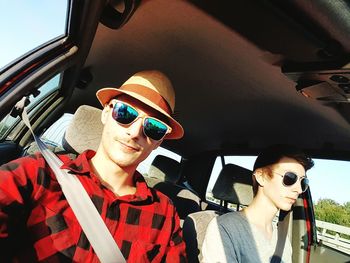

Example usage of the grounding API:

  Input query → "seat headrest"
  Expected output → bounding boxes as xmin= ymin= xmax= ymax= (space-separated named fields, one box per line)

xmin=147 ymin=155 xmax=181 ymax=184
xmin=212 ymin=163 xmax=253 ymax=206
xmin=63 ymin=105 xmax=104 ymax=154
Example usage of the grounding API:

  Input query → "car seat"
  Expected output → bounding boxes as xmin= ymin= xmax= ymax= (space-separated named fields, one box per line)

xmin=212 ymin=163 xmax=253 ymax=212
xmin=24 ymin=105 xmax=103 ymax=156
xmin=62 ymin=105 xmax=103 ymax=154
xmin=145 ymin=155 xmax=202 ymax=225
xmin=183 ymin=163 xmax=254 ymax=263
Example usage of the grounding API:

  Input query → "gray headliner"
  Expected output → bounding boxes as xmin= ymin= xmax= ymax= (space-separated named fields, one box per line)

xmin=68 ymin=0 xmax=350 ymax=157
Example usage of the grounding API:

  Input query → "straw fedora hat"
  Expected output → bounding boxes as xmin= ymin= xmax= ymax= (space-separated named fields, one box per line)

xmin=96 ymin=70 xmax=184 ymax=139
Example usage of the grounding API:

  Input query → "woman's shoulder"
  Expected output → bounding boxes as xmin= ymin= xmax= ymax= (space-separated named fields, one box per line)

xmin=205 ymin=211 xmax=250 ymax=236
xmin=218 ymin=210 xmax=246 ymax=220
xmin=205 ymin=211 xmax=253 ymax=248
xmin=217 ymin=211 xmax=249 ymax=229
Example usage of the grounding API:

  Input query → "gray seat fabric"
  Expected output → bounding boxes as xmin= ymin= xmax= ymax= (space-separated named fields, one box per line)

xmin=145 ymin=155 xmax=202 ymax=225
xmin=24 ymin=105 xmax=103 ymax=159
xmin=183 ymin=210 xmax=222 ymax=263
xmin=183 ymin=163 xmax=254 ymax=262
xmin=62 ymin=105 xmax=103 ymax=154
xmin=212 ymin=163 xmax=254 ymax=211
xmin=145 ymin=154 xmax=181 ymax=186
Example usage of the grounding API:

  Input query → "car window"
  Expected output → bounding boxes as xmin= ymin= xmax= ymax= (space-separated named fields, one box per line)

xmin=0 ymin=73 xmax=62 ymax=141
xmin=311 ymin=159 xmax=350 ymax=256
xmin=0 ymin=0 xmax=69 ymax=70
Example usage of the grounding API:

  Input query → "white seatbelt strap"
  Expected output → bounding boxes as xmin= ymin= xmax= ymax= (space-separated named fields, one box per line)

xmin=272 ymin=211 xmax=291 ymax=263
xmin=21 ymin=108 xmax=126 ymax=263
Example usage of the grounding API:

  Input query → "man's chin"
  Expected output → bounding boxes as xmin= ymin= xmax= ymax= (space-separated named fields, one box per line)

xmin=114 ymin=156 xmax=142 ymax=168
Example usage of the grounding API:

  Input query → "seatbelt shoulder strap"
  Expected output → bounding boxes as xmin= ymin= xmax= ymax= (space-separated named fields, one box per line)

xmin=21 ymin=108 xmax=126 ymax=263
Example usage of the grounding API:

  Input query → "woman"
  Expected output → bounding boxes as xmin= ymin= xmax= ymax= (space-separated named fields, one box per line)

xmin=201 ymin=145 xmax=314 ymax=263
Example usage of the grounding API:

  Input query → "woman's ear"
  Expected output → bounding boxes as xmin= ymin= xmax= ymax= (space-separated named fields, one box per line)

xmin=254 ymin=168 xmax=266 ymax=187
xmin=101 ymin=104 xmax=110 ymax=125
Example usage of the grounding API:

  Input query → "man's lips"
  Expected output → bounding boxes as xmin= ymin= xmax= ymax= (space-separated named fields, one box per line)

xmin=118 ymin=140 xmax=141 ymax=151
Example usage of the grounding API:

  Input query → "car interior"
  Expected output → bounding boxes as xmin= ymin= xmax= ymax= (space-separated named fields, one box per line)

xmin=1 ymin=0 xmax=350 ymax=262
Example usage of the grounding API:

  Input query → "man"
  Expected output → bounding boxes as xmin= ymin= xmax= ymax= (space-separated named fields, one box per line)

xmin=0 ymin=70 xmax=187 ymax=262
xmin=202 ymin=145 xmax=314 ymax=263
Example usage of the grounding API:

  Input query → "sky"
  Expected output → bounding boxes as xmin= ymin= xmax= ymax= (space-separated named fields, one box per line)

xmin=1 ymin=1 xmax=349 ymax=206
xmin=0 ymin=1 xmax=67 ymax=69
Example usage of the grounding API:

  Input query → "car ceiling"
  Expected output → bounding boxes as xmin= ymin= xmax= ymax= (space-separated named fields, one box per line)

xmin=66 ymin=0 xmax=350 ymax=158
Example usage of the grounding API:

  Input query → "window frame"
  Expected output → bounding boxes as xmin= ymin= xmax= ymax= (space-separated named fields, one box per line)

xmin=0 ymin=73 xmax=63 ymax=142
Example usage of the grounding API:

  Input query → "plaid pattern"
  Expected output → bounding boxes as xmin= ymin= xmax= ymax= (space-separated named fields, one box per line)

xmin=0 ymin=150 xmax=187 ymax=262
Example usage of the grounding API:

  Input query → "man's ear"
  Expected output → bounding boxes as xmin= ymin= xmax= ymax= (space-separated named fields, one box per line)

xmin=101 ymin=104 xmax=110 ymax=125
xmin=254 ymin=168 xmax=266 ymax=187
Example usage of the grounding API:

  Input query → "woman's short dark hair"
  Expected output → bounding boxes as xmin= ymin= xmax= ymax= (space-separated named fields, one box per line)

xmin=252 ymin=144 xmax=314 ymax=196
xmin=253 ymin=144 xmax=314 ymax=171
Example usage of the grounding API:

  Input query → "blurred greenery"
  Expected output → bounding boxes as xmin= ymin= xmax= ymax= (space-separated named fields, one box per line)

xmin=314 ymin=198 xmax=350 ymax=239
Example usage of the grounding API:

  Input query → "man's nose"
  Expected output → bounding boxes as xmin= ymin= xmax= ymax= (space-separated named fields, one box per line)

xmin=127 ymin=118 xmax=144 ymax=139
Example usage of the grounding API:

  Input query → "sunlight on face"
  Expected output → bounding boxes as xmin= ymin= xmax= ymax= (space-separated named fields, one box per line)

xmin=99 ymin=95 xmax=164 ymax=169
xmin=263 ymin=157 xmax=306 ymax=211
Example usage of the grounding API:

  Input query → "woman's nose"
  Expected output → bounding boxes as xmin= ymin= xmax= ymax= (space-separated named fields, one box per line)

xmin=293 ymin=179 xmax=303 ymax=194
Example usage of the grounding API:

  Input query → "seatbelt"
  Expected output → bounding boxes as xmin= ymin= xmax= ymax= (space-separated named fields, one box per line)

xmin=271 ymin=210 xmax=291 ymax=263
xmin=21 ymin=107 xmax=126 ymax=263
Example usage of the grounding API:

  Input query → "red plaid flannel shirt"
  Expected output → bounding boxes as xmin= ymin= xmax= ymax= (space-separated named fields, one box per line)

xmin=0 ymin=150 xmax=187 ymax=262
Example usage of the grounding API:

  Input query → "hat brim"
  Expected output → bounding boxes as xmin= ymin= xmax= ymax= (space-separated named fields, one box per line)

xmin=96 ymin=87 xmax=184 ymax=139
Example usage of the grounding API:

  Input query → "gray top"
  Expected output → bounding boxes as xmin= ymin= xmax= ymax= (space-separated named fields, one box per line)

xmin=201 ymin=211 xmax=292 ymax=263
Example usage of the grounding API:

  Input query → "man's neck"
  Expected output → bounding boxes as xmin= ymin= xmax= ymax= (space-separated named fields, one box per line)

xmin=89 ymin=152 xmax=137 ymax=196
xmin=242 ymin=195 xmax=279 ymax=238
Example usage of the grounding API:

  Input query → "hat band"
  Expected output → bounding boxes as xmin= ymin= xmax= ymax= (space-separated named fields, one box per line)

xmin=120 ymin=84 xmax=172 ymax=114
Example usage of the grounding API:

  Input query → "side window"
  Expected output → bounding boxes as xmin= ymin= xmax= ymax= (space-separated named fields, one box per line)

xmin=206 ymin=156 xmax=256 ymax=208
xmin=309 ymin=159 xmax=350 ymax=255
xmin=0 ymin=1 xmax=69 ymax=70
xmin=0 ymin=73 xmax=62 ymax=141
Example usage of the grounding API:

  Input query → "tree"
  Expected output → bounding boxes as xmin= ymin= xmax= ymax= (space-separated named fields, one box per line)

xmin=314 ymin=198 xmax=350 ymax=239
xmin=314 ymin=198 xmax=350 ymax=227
xmin=344 ymin=201 xmax=350 ymax=214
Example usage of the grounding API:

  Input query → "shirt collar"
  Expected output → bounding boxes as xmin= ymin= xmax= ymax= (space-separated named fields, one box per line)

xmin=132 ymin=171 xmax=154 ymax=202
xmin=60 ymin=150 xmax=154 ymax=202
xmin=60 ymin=149 xmax=95 ymax=174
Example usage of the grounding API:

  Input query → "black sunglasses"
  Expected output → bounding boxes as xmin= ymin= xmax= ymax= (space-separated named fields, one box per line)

xmin=274 ymin=171 xmax=309 ymax=193
xmin=110 ymin=100 xmax=171 ymax=141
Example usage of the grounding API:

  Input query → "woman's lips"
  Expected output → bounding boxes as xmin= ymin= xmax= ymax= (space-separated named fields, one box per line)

xmin=286 ymin=197 xmax=296 ymax=203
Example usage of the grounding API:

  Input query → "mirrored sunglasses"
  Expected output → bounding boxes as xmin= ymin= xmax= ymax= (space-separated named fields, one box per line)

xmin=110 ymin=100 xmax=171 ymax=141
xmin=275 ymin=171 xmax=309 ymax=193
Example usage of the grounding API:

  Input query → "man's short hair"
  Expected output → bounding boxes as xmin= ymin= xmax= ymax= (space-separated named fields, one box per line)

xmin=252 ymin=144 xmax=314 ymax=196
